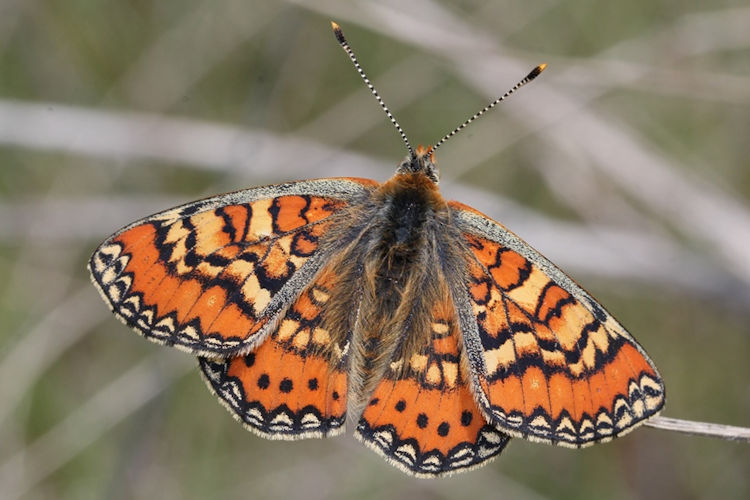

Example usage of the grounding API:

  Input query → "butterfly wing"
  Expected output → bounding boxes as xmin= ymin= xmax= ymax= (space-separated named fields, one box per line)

xmin=89 ymin=178 xmax=377 ymax=357
xmin=448 ymin=202 xmax=665 ymax=447
xmin=356 ymin=278 xmax=509 ymax=477
xmin=200 ymin=262 xmax=349 ymax=438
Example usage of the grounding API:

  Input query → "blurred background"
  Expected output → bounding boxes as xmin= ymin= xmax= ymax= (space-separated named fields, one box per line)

xmin=1 ymin=0 xmax=749 ymax=498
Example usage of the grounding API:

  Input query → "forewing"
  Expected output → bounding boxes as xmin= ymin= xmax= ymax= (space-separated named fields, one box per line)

xmin=356 ymin=281 xmax=509 ymax=477
xmin=89 ymin=178 xmax=377 ymax=356
xmin=449 ymin=202 xmax=665 ymax=447
xmin=200 ymin=263 xmax=349 ymax=438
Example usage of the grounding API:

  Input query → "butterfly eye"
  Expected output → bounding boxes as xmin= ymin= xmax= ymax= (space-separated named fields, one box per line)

xmin=398 ymin=160 xmax=412 ymax=171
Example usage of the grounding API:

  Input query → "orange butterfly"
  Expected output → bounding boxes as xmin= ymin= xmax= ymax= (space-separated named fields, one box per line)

xmin=89 ymin=22 xmax=664 ymax=477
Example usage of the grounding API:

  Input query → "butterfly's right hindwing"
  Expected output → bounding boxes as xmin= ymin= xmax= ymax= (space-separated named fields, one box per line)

xmin=88 ymin=178 xmax=378 ymax=357
xmin=355 ymin=270 xmax=509 ymax=477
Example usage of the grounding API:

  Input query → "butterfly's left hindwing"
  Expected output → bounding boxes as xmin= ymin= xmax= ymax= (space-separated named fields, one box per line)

xmin=200 ymin=263 xmax=349 ymax=439
xmin=89 ymin=178 xmax=377 ymax=356
xmin=448 ymin=202 xmax=665 ymax=447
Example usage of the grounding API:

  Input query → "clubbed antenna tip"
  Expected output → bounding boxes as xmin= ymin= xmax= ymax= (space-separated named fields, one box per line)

xmin=527 ymin=63 xmax=547 ymax=81
xmin=429 ymin=63 xmax=548 ymax=155
xmin=330 ymin=21 xmax=345 ymax=44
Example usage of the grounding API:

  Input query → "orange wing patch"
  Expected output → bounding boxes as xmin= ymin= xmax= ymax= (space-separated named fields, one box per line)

xmin=200 ymin=264 xmax=348 ymax=438
xmin=89 ymin=194 xmax=347 ymax=356
xmin=356 ymin=293 xmax=509 ymax=476
xmin=459 ymin=231 xmax=665 ymax=446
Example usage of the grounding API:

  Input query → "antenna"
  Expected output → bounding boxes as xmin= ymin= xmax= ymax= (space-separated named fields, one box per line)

xmin=331 ymin=21 xmax=414 ymax=158
xmin=429 ymin=63 xmax=547 ymax=155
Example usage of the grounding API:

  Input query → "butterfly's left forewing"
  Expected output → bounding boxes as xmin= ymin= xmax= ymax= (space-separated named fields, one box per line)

xmin=448 ymin=202 xmax=665 ymax=447
xmin=89 ymin=178 xmax=377 ymax=357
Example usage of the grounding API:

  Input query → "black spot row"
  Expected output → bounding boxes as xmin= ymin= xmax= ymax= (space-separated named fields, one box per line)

xmin=243 ymin=352 xmax=340 ymax=398
xmin=250 ymin=371 xmax=326 ymax=395
xmin=390 ymin=399 xmax=475 ymax=434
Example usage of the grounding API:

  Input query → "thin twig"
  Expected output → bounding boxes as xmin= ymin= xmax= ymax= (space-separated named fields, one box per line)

xmin=646 ymin=416 xmax=750 ymax=444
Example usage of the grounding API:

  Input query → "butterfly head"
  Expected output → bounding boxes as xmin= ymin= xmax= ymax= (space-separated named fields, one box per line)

xmin=396 ymin=145 xmax=440 ymax=184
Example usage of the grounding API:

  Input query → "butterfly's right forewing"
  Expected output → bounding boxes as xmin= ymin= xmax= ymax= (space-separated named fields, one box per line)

xmin=89 ymin=178 xmax=378 ymax=357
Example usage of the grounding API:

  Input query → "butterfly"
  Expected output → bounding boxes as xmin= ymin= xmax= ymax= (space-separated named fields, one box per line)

xmin=88 ymin=22 xmax=665 ymax=477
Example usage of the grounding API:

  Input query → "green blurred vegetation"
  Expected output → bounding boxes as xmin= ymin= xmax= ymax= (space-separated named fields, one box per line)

xmin=1 ymin=1 xmax=749 ymax=499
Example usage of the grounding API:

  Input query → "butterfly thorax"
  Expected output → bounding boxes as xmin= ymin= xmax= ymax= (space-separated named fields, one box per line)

xmin=377 ymin=171 xmax=443 ymax=252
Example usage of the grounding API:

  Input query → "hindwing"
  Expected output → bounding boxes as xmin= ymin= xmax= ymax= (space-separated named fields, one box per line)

xmin=356 ymin=275 xmax=509 ymax=477
xmin=200 ymin=263 xmax=349 ymax=438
